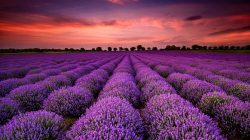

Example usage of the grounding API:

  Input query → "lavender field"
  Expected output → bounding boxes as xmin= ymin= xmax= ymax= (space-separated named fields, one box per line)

xmin=0 ymin=52 xmax=249 ymax=140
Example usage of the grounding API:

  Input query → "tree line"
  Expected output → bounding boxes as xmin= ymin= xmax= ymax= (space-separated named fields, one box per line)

xmin=1 ymin=44 xmax=250 ymax=53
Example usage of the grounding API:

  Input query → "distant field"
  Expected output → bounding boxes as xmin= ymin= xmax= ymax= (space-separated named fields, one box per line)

xmin=188 ymin=49 xmax=250 ymax=53
xmin=0 ymin=52 xmax=249 ymax=139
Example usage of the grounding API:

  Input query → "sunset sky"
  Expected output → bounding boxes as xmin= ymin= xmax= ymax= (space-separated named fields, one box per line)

xmin=0 ymin=0 xmax=250 ymax=49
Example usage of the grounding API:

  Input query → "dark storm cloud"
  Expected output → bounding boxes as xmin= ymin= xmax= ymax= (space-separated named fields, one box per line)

xmin=185 ymin=15 xmax=202 ymax=21
xmin=209 ymin=25 xmax=250 ymax=36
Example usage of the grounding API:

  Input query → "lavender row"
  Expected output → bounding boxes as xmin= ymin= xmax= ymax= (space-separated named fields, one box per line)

xmin=0 ymin=55 xmax=124 ymax=139
xmin=43 ymin=56 xmax=123 ymax=117
xmin=0 ymin=56 xmax=118 ymax=125
xmin=98 ymin=56 xmax=141 ymax=107
xmin=137 ymin=54 xmax=250 ymax=102
xmin=66 ymin=56 xmax=146 ymax=139
xmin=0 ymin=52 xmax=118 ymax=81
xmin=141 ymin=52 xmax=250 ymax=83
xmin=136 ymin=54 xmax=250 ymax=139
xmin=0 ymin=62 xmax=86 ymax=97
xmin=167 ymin=73 xmax=250 ymax=138
xmin=131 ymin=56 xmax=224 ymax=139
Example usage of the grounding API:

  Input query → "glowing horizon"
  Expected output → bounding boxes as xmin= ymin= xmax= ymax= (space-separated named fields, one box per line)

xmin=0 ymin=0 xmax=250 ymax=49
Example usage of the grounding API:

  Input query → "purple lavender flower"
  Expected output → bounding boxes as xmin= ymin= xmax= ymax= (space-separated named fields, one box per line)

xmin=0 ymin=110 xmax=65 ymax=139
xmin=101 ymin=63 xmax=116 ymax=74
xmin=8 ymin=84 xmax=50 ymax=111
xmin=141 ymin=79 xmax=176 ymax=103
xmin=206 ymin=76 xmax=250 ymax=102
xmin=43 ymin=86 xmax=94 ymax=117
xmin=186 ymin=68 xmax=213 ymax=80
xmin=0 ymin=78 xmax=28 ymax=97
xmin=142 ymin=94 xmax=225 ymax=140
xmin=76 ymin=75 xmax=104 ymax=96
xmin=181 ymin=79 xmax=223 ymax=105
xmin=199 ymin=92 xmax=237 ymax=117
xmin=66 ymin=97 xmax=144 ymax=139
xmin=227 ymin=82 xmax=250 ymax=102
xmin=218 ymin=69 xmax=250 ymax=83
xmin=154 ymin=65 xmax=174 ymax=77
xmin=43 ymin=69 xmax=61 ymax=76
xmin=0 ymin=97 xmax=20 ymax=125
xmin=75 ymin=127 xmax=142 ymax=140
xmin=214 ymin=100 xmax=250 ymax=138
xmin=60 ymin=64 xmax=77 ymax=72
xmin=45 ymin=75 xmax=72 ymax=87
xmin=99 ymin=85 xmax=141 ymax=107
xmin=90 ymin=69 xmax=109 ymax=81
xmin=61 ymin=71 xmax=80 ymax=84
xmin=25 ymin=73 xmax=47 ymax=83
xmin=166 ymin=73 xmax=196 ymax=92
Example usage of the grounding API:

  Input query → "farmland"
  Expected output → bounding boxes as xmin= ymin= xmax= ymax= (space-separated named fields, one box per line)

xmin=0 ymin=52 xmax=249 ymax=140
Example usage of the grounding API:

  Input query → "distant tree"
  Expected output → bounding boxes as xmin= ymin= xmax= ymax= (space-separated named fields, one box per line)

xmin=119 ymin=47 xmax=124 ymax=51
xmin=137 ymin=45 xmax=143 ymax=51
xmin=230 ymin=46 xmax=235 ymax=50
xmin=245 ymin=45 xmax=250 ymax=50
xmin=91 ymin=48 xmax=96 ymax=51
xmin=69 ymin=48 xmax=75 ymax=52
xmin=202 ymin=46 xmax=207 ymax=50
xmin=218 ymin=46 xmax=224 ymax=50
xmin=191 ymin=44 xmax=202 ymax=50
xmin=114 ymin=48 xmax=117 ymax=51
xmin=108 ymin=47 xmax=112 ymax=51
xmin=224 ymin=46 xmax=229 ymax=50
xmin=96 ymin=47 xmax=103 ymax=51
xmin=208 ymin=47 xmax=213 ymax=50
xmin=181 ymin=46 xmax=186 ymax=50
xmin=80 ymin=48 xmax=85 ymax=52
xmin=147 ymin=47 xmax=151 ymax=50
xmin=152 ymin=47 xmax=158 ymax=51
xmin=130 ymin=47 xmax=136 ymax=51
xmin=236 ymin=46 xmax=240 ymax=50
xmin=213 ymin=46 xmax=218 ymax=50
xmin=165 ymin=45 xmax=178 ymax=50
xmin=64 ymin=48 xmax=69 ymax=51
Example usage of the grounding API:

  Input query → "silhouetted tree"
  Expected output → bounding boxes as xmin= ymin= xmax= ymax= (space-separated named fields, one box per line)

xmin=147 ymin=47 xmax=151 ymax=50
xmin=96 ymin=47 xmax=102 ymax=51
xmin=91 ymin=48 xmax=96 ymax=51
xmin=236 ymin=46 xmax=240 ymax=50
xmin=119 ymin=47 xmax=124 ymax=51
xmin=80 ymin=48 xmax=85 ymax=52
xmin=181 ymin=46 xmax=186 ymax=50
xmin=113 ymin=48 xmax=117 ymax=51
xmin=202 ymin=46 xmax=207 ymax=50
xmin=245 ymin=45 xmax=250 ymax=50
xmin=108 ymin=47 xmax=112 ymax=51
xmin=69 ymin=48 xmax=75 ymax=52
xmin=191 ymin=44 xmax=202 ymax=50
xmin=165 ymin=45 xmax=178 ymax=50
xmin=137 ymin=45 xmax=144 ymax=51
xmin=130 ymin=47 xmax=136 ymax=51
xmin=64 ymin=48 xmax=69 ymax=51
xmin=230 ymin=46 xmax=235 ymax=50
xmin=152 ymin=47 xmax=158 ymax=51
xmin=124 ymin=48 xmax=129 ymax=51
